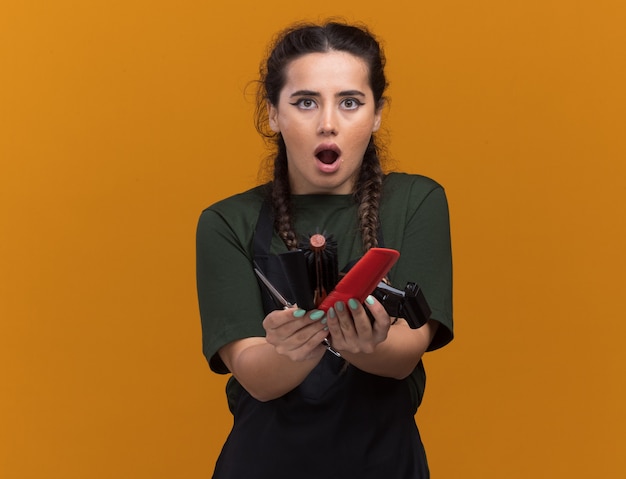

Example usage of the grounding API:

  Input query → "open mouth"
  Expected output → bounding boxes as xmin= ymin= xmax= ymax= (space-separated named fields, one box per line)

xmin=316 ymin=149 xmax=339 ymax=164
xmin=314 ymin=144 xmax=341 ymax=165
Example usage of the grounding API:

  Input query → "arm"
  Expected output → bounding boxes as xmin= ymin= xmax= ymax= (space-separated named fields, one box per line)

xmin=218 ymin=307 xmax=329 ymax=401
xmin=325 ymin=180 xmax=452 ymax=377
xmin=198 ymin=202 xmax=333 ymax=400
xmin=325 ymin=297 xmax=439 ymax=379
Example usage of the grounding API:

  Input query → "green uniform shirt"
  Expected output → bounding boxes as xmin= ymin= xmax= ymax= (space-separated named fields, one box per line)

xmin=196 ymin=172 xmax=453 ymax=409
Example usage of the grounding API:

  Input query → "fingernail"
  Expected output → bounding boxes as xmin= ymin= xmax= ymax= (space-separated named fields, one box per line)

xmin=365 ymin=295 xmax=375 ymax=305
xmin=293 ymin=309 xmax=306 ymax=318
xmin=335 ymin=301 xmax=345 ymax=312
xmin=348 ymin=299 xmax=359 ymax=310
xmin=328 ymin=307 xmax=336 ymax=319
xmin=310 ymin=310 xmax=325 ymax=321
xmin=321 ymin=318 xmax=327 ymax=325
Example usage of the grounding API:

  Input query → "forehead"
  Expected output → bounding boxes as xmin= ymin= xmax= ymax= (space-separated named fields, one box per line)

xmin=282 ymin=51 xmax=371 ymax=92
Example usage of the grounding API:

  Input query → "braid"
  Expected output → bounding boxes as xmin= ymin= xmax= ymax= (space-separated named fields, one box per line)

xmin=270 ymin=137 xmax=384 ymax=253
xmin=255 ymin=22 xmax=389 ymax=254
xmin=270 ymin=139 xmax=299 ymax=250
xmin=354 ymin=138 xmax=384 ymax=252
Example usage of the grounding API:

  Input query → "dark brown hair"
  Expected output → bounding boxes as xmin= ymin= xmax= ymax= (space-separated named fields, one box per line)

xmin=255 ymin=21 xmax=388 ymax=252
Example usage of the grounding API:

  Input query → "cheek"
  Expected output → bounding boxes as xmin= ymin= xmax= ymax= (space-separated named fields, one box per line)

xmin=280 ymin=122 xmax=307 ymax=146
xmin=281 ymin=129 xmax=309 ymax=162
xmin=349 ymin=124 xmax=375 ymax=147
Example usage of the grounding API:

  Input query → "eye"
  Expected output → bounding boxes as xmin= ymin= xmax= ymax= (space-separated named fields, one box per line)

xmin=290 ymin=98 xmax=317 ymax=110
xmin=341 ymin=98 xmax=364 ymax=110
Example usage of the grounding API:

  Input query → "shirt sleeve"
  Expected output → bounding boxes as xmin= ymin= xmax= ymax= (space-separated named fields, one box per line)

xmin=386 ymin=177 xmax=454 ymax=351
xmin=196 ymin=206 xmax=266 ymax=374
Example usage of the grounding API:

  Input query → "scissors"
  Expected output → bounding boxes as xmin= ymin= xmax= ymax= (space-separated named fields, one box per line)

xmin=254 ymin=267 xmax=341 ymax=358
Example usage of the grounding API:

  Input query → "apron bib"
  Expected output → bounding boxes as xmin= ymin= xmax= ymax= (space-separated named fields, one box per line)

xmin=212 ymin=201 xmax=429 ymax=479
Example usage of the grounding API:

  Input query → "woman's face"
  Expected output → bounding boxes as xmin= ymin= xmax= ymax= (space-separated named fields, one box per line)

xmin=268 ymin=51 xmax=382 ymax=195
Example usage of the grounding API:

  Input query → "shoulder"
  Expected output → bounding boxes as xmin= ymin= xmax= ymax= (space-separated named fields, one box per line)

xmin=199 ymin=184 xmax=268 ymax=226
xmin=196 ymin=184 xmax=270 ymax=249
xmin=382 ymin=172 xmax=447 ymax=210
xmin=204 ymin=184 xmax=268 ymax=215
xmin=384 ymin=172 xmax=444 ymax=195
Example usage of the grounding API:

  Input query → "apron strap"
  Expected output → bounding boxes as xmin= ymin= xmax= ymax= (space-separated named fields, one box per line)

xmin=253 ymin=198 xmax=275 ymax=258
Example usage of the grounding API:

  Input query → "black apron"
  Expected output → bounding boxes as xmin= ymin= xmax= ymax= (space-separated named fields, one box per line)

xmin=212 ymin=202 xmax=430 ymax=479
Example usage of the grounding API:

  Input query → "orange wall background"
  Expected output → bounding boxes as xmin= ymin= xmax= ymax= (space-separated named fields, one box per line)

xmin=1 ymin=1 xmax=625 ymax=477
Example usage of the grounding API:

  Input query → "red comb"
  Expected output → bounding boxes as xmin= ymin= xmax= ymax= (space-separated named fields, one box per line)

xmin=318 ymin=248 xmax=400 ymax=311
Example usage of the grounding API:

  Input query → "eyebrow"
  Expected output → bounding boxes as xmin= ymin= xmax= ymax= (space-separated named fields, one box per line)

xmin=289 ymin=89 xmax=366 ymax=98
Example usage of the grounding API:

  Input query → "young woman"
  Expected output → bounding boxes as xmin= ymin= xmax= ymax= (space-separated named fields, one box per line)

xmin=196 ymin=21 xmax=453 ymax=478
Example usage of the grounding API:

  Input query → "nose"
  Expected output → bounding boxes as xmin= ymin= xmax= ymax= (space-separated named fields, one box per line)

xmin=318 ymin=108 xmax=337 ymax=136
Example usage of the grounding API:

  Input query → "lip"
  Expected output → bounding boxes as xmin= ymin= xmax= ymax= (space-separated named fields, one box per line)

xmin=313 ymin=143 xmax=342 ymax=174
xmin=314 ymin=143 xmax=342 ymax=157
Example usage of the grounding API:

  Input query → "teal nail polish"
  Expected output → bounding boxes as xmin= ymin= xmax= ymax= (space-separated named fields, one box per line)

xmin=366 ymin=295 xmax=375 ymax=305
xmin=328 ymin=307 xmax=336 ymax=319
xmin=310 ymin=310 xmax=325 ymax=321
xmin=321 ymin=318 xmax=327 ymax=325
xmin=335 ymin=301 xmax=345 ymax=312
xmin=293 ymin=309 xmax=306 ymax=318
xmin=348 ymin=298 xmax=359 ymax=310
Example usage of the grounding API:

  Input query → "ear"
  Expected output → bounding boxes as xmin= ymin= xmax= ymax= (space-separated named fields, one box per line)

xmin=372 ymin=108 xmax=382 ymax=133
xmin=372 ymin=99 xmax=385 ymax=133
xmin=267 ymin=101 xmax=280 ymax=133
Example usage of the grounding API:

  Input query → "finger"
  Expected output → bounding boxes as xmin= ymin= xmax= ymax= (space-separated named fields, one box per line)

xmin=286 ymin=316 xmax=328 ymax=349
xmin=263 ymin=308 xmax=299 ymax=330
xmin=276 ymin=322 xmax=329 ymax=358
xmin=363 ymin=295 xmax=392 ymax=339
xmin=347 ymin=298 xmax=374 ymax=335
xmin=333 ymin=301 xmax=356 ymax=337
xmin=272 ymin=310 xmax=327 ymax=349
xmin=325 ymin=306 xmax=343 ymax=339
xmin=264 ymin=308 xmax=321 ymax=333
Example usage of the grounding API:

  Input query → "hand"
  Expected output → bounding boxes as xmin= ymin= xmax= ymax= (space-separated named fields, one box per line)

xmin=263 ymin=308 xmax=329 ymax=362
xmin=325 ymin=295 xmax=391 ymax=355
